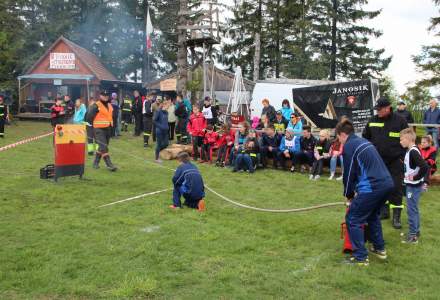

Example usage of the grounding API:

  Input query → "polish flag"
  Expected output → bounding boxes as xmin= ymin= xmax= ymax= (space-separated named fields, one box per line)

xmin=146 ymin=8 xmax=153 ymax=51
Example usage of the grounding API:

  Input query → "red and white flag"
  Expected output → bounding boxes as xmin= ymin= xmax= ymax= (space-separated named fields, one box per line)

xmin=146 ymin=8 xmax=153 ymax=51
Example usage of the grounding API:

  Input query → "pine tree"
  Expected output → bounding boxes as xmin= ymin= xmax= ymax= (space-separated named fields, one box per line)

xmin=413 ymin=0 xmax=440 ymax=87
xmin=311 ymin=0 xmax=391 ymax=80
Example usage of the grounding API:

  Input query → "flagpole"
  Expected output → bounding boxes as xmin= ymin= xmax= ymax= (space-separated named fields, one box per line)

xmin=146 ymin=5 xmax=150 ymax=84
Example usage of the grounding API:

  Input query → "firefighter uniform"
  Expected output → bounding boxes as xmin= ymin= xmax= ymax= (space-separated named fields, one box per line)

xmin=121 ymin=97 xmax=132 ymax=132
xmin=362 ymin=98 xmax=408 ymax=228
xmin=86 ymin=91 xmax=117 ymax=171
xmin=0 ymin=99 xmax=8 ymax=138
xmin=84 ymin=102 xmax=97 ymax=155
xmin=142 ymin=97 xmax=154 ymax=147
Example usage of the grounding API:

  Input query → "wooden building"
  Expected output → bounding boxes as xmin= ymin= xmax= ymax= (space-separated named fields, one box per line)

xmin=17 ymin=36 xmax=142 ymax=119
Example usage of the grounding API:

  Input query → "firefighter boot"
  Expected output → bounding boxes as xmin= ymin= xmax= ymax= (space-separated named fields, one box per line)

xmin=103 ymin=155 xmax=117 ymax=172
xmin=143 ymin=135 xmax=149 ymax=148
xmin=380 ymin=203 xmax=390 ymax=220
xmin=392 ymin=208 xmax=402 ymax=229
xmin=93 ymin=153 xmax=102 ymax=169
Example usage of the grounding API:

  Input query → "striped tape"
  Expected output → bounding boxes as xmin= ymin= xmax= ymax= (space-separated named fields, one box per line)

xmin=0 ymin=132 xmax=53 ymax=153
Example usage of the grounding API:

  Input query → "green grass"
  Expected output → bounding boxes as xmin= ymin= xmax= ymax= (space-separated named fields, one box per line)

xmin=1 ymin=121 xmax=440 ymax=299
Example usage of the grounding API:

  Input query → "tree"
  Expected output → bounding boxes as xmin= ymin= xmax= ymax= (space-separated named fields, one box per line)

xmin=378 ymin=75 xmax=399 ymax=105
xmin=413 ymin=0 xmax=440 ymax=87
xmin=312 ymin=0 xmax=391 ymax=80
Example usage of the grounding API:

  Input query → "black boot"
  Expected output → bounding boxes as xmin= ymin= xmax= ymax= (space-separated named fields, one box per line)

xmin=392 ymin=208 xmax=402 ymax=229
xmin=93 ymin=153 xmax=101 ymax=169
xmin=380 ymin=203 xmax=390 ymax=220
xmin=103 ymin=155 xmax=117 ymax=172
xmin=143 ymin=135 xmax=149 ymax=148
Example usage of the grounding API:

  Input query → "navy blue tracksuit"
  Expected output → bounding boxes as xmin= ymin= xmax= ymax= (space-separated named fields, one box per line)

xmin=172 ymin=162 xmax=205 ymax=208
xmin=343 ymin=134 xmax=394 ymax=261
xmin=153 ymin=109 xmax=169 ymax=159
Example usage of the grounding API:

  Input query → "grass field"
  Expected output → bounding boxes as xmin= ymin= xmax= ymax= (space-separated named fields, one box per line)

xmin=1 ymin=121 xmax=440 ymax=299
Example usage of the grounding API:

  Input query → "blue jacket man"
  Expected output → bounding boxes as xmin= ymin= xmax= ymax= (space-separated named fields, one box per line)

xmin=153 ymin=100 xmax=169 ymax=161
xmin=337 ymin=120 xmax=394 ymax=265
xmin=171 ymin=152 xmax=205 ymax=209
xmin=423 ymin=98 xmax=440 ymax=148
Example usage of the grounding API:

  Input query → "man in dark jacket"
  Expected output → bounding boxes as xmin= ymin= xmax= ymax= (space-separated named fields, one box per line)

xmin=261 ymin=99 xmax=277 ymax=123
xmin=295 ymin=125 xmax=317 ymax=171
xmin=132 ymin=90 xmax=143 ymax=136
xmin=423 ymin=98 xmax=440 ymax=149
xmin=362 ymin=97 xmax=408 ymax=229
xmin=175 ymin=96 xmax=189 ymax=144
xmin=153 ymin=99 xmax=169 ymax=163
xmin=261 ymin=125 xmax=282 ymax=168
xmin=170 ymin=152 xmax=205 ymax=210
xmin=337 ymin=120 xmax=394 ymax=265
xmin=142 ymin=93 xmax=154 ymax=147
xmin=395 ymin=100 xmax=414 ymax=124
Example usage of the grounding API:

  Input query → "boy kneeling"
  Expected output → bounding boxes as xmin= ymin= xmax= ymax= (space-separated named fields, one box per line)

xmin=170 ymin=152 xmax=206 ymax=211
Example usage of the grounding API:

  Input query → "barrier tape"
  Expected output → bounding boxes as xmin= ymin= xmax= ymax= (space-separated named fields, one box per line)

xmin=98 ymin=189 xmax=171 ymax=208
xmin=0 ymin=132 xmax=53 ymax=153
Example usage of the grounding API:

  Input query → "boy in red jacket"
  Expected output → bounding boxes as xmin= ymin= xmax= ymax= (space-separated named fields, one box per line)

xmin=187 ymin=105 xmax=207 ymax=161
xmin=201 ymin=124 xmax=219 ymax=163
xmin=50 ymin=98 xmax=65 ymax=127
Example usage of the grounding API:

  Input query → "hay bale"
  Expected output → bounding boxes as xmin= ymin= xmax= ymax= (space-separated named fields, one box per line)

xmin=159 ymin=144 xmax=192 ymax=160
xmin=431 ymin=174 xmax=440 ymax=186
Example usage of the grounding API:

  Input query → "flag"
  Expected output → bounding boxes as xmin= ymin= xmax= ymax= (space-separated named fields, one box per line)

xmin=146 ymin=8 xmax=153 ymax=51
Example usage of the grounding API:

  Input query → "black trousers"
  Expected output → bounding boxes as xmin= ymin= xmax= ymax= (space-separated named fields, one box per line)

xmin=175 ymin=118 xmax=188 ymax=143
xmin=122 ymin=112 xmax=131 ymax=124
xmin=192 ymin=136 xmax=204 ymax=160
xmin=94 ymin=127 xmax=111 ymax=154
xmin=385 ymin=159 xmax=404 ymax=207
xmin=310 ymin=158 xmax=330 ymax=176
xmin=134 ymin=113 xmax=143 ymax=136
xmin=261 ymin=147 xmax=280 ymax=167
xmin=0 ymin=118 xmax=4 ymax=137
xmin=143 ymin=116 xmax=153 ymax=144
xmin=168 ymin=122 xmax=176 ymax=140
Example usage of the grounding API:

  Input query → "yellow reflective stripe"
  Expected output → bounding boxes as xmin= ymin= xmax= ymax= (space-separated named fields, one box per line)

xmin=123 ymin=109 xmax=131 ymax=111
xmin=369 ymin=123 xmax=385 ymax=127
xmin=143 ymin=133 xmax=151 ymax=136
xmin=389 ymin=132 xmax=400 ymax=138
xmin=95 ymin=121 xmax=111 ymax=124
xmin=316 ymin=146 xmax=323 ymax=150
xmin=0 ymin=114 xmax=4 ymax=116
xmin=250 ymin=153 xmax=257 ymax=157
xmin=390 ymin=204 xmax=404 ymax=209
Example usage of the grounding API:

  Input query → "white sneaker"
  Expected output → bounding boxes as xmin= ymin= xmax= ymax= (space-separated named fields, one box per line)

xmin=155 ymin=159 xmax=163 ymax=164
xmin=309 ymin=174 xmax=314 ymax=180
xmin=336 ymin=176 xmax=343 ymax=181
xmin=328 ymin=174 xmax=334 ymax=180
xmin=314 ymin=175 xmax=320 ymax=180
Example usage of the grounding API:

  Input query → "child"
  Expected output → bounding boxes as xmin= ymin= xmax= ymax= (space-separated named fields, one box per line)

xmin=73 ymin=99 xmax=86 ymax=124
xmin=274 ymin=110 xmax=288 ymax=134
xmin=201 ymin=124 xmax=219 ymax=163
xmin=419 ymin=135 xmax=437 ymax=184
xmin=216 ymin=124 xmax=234 ymax=167
xmin=153 ymin=99 xmax=170 ymax=163
xmin=202 ymin=96 xmax=217 ymax=127
xmin=261 ymin=125 xmax=282 ymax=168
xmin=400 ymin=128 xmax=429 ymax=244
xmin=329 ymin=138 xmax=344 ymax=180
xmin=233 ymin=129 xmax=259 ymax=173
xmin=251 ymin=116 xmax=260 ymax=129
xmin=281 ymin=99 xmax=294 ymax=121
xmin=187 ymin=105 xmax=207 ymax=161
xmin=0 ymin=95 xmax=9 ymax=138
xmin=278 ymin=127 xmax=301 ymax=172
xmin=110 ymin=96 xmax=120 ymax=137
xmin=232 ymin=122 xmax=250 ymax=165
xmin=310 ymin=129 xmax=331 ymax=180
xmin=256 ymin=114 xmax=270 ymax=130
xmin=297 ymin=126 xmax=317 ymax=172
xmin=50 ymin=97 xmax=65 ymax=127
xmin=170 ymin=151 xmax=205 ymax=211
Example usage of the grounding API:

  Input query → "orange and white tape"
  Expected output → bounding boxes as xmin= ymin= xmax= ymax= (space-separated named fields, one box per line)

xmin=0 ymin=132 xmax=53 ymax=153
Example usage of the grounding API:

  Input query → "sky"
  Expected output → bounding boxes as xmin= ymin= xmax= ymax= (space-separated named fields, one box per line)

xmin=364 ymin=0 xmax=439 ymax=94
xmin=219 ymin=0 xmax=439 ymax=95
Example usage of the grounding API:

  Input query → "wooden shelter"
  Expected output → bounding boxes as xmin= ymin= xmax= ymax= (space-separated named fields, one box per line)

xmin=17 ymin=36 xmax=142 ymax=119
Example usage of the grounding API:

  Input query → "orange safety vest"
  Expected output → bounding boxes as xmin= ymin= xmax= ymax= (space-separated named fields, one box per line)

xmin=93 ymin=101 xmax=113 ymax=128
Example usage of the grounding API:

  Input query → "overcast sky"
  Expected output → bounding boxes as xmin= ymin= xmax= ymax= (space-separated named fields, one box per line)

xmin=219 ymin=0 xmax=439 ymax=94
xmin=364 ymin=0 xmax=438 ymax=94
